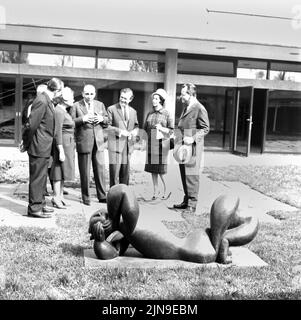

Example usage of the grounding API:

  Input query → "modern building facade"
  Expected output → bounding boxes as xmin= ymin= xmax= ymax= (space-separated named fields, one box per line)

xmin=1 ymin=24 xmax=301 ymax=155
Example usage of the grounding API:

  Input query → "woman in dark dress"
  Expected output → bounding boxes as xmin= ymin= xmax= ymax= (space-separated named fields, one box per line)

xmin=144 ymin=89 xmax=174 ymax=200
xmin=50 ymin=87 xmax=75 ymax=208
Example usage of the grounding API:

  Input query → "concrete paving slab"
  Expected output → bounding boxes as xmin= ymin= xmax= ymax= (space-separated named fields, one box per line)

xmin=221 ymin=181 xmax=297 ymax=223
xmin=177 ymin=175 xmax=293 ymax=224
xmin=0 ymin=184 xmax=78 ymax=229
xmin=138 ymin=202 xmax=185 ymax=222
xmin=229 ymin=247 xmax=268 ymax=267
xmin=0 ymin=206 xmax=57 ymax=229
xmin=147 ymin=170 xmax=284 ymax=224
xmin=84 ymin=245 xmax=267 ymax=269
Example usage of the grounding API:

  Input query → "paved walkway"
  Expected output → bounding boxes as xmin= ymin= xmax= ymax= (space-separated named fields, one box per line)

xmin=1 ymin=149 xmax=300 ymax=229
xmin=0 ymin=160 xmax=298 ymax=228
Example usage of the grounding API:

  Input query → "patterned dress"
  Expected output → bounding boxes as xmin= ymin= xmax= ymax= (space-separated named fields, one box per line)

xmin=50 ymin=104 xmax=75 ymax=181
xmin=144 ymin=107 xmax=174 ymax=174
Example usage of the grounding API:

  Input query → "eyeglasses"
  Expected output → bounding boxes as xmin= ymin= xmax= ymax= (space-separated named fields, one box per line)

xmin=84 ymin=93 xmax=95 ymax=95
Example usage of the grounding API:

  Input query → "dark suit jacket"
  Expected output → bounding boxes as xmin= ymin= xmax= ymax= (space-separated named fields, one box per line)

xmin=177 ymin=100 xmax=210 ymax=142
xmin=26 ymin=92 xmax=55 ymax=158
xmin=107 ymin=103 xmax=139 ymax=154
xmin=176 ymin=100 xmax=210 ymax=170
xmin=72 ymin=99 xmax=109 ymax=153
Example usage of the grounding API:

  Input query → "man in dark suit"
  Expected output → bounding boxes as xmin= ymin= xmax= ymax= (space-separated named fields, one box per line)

xmin=173 ymin=83 xmax=210 ymax=213
xmin=26 ymin=78 xmax=64 ymax=218
xmin=73 ymin=84 xmax=109 ymax=205
xmin=107 ymin=88 xmax=139 ymax=187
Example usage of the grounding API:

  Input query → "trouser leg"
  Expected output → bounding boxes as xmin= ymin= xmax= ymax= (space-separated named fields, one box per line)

xmin=185 ymin=170 xmax=199 ymax=209
xmin=109 ymin=151 xmax=121 ymax=187
xmin=78 ymin=152 xmax=91 ymax=202
xmin=119 ymin=145 xmax=129 ymax=185
xmin=179 ymin=164 xmax=188 ymax=204
xmin=92 ymin=142 xmax=106 ymax=200
xmin=28 ymin=155 xmax=48 ymax=214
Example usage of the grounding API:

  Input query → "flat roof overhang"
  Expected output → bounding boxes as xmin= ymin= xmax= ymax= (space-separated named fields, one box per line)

xmin=1 ymin=24 xmax=301 ymax=63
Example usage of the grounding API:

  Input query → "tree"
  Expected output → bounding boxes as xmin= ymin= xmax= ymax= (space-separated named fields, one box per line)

xmin=98 ymin=58 xmax=111 ymax=69
xmin=55 ymin=55 xmax=73 ymax=67
xmin=0 ymin=51 xmax=28 ymax=63
xmin=255 ymin=70 xmax=265 ymax=79
xmin=273 ymin=71 xmax=286 ymax=80
xmin=129 ymin=60 xmax=158 ymax=72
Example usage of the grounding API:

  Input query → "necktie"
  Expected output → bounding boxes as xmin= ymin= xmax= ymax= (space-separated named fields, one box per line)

xmin=88 ymin=102 xmax=92 ymax=114
xmin=123 ymin=107 xmax=128 ymax=122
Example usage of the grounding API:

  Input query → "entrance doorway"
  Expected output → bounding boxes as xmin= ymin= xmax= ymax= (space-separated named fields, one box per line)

xmin=233 ymin=87 xmax=268 ymax=156
xmin=251 ymin=89 xmax=268 ymax=153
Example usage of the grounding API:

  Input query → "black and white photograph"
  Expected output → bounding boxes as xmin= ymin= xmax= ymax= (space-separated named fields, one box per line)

xmin=0 ymin=0 xmax=301 ymax=307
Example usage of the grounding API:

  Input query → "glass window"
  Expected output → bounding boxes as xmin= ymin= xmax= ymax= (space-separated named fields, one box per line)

xmin=177 ymin=58 xmax=234 ymax=76
xmin=0 ymin=43 xmax=19 ymax=64
xmin=21 ymin=45 xmax=96 ymax=68
xmin=265 ymin=90 xmax=301 ymax=153
xmin=97 ymin=50 xmax=165 ymax=73
xmin=237 ymin=60 xmax=267 ymax=79
xmin=270 ymin=62 xmax=301 ymax=82
xmin=0 ymin=76 xmax=16 ymax=144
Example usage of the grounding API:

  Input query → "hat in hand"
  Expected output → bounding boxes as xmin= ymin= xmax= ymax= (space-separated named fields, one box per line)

xmin=173 ymin=144 xmax=193 ymax=164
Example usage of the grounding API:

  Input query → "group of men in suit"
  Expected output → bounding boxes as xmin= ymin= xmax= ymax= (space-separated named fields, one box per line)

xmin=72 ymin=86 xmax=138 ymax=206
xmin=25 ymin=78 xmax=139 ymax=217
xmin=24 ymin=77 xmax=208 ymax=218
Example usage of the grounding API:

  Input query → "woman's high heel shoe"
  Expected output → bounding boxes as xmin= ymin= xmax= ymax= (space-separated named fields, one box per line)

xmin=151 ymin=192 xmax=160 ymax=200
xmin=61 ymin=200 xmax=70 ymax=207
xmin=51 ymin=198 xmax=66 ymax=209
xmin=161 ymin=191 xmax=171 ymax=200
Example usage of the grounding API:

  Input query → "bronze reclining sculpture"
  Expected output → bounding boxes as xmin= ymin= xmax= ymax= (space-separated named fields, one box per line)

xmin=88 ymin=184 xmax=259 ymax=264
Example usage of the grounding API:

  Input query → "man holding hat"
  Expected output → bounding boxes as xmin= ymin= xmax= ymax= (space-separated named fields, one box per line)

xmin=173 ymin=83 xmax=210 ymax=213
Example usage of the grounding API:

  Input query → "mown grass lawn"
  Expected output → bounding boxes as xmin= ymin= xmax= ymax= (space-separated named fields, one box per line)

xmin=0 ymin=163 xmax=301 ymax=299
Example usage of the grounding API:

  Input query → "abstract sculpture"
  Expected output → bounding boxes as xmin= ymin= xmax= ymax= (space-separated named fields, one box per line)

xmin=88 ymin=184 xmax=259 ymax=264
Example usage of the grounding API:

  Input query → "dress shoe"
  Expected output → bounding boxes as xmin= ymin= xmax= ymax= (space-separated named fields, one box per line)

xmin=42 ymin=206 xmax=54 ymax=213
xmin=181 ymin=206 xmax=196 ymax=214
xmin=51 ymin=198 xmax=66 ymax=209
xmin=63 ymin=190 xmax=69 ymax=195
xmin=173 ymin=201 xmax=188 ymax=209
xmin=28 ymin=211 xmax=52 ymax=218
xmin=98 ymin=198 xmax=107 ymax=203
xmin=83 ymin=200 xmax=91 ymax=206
